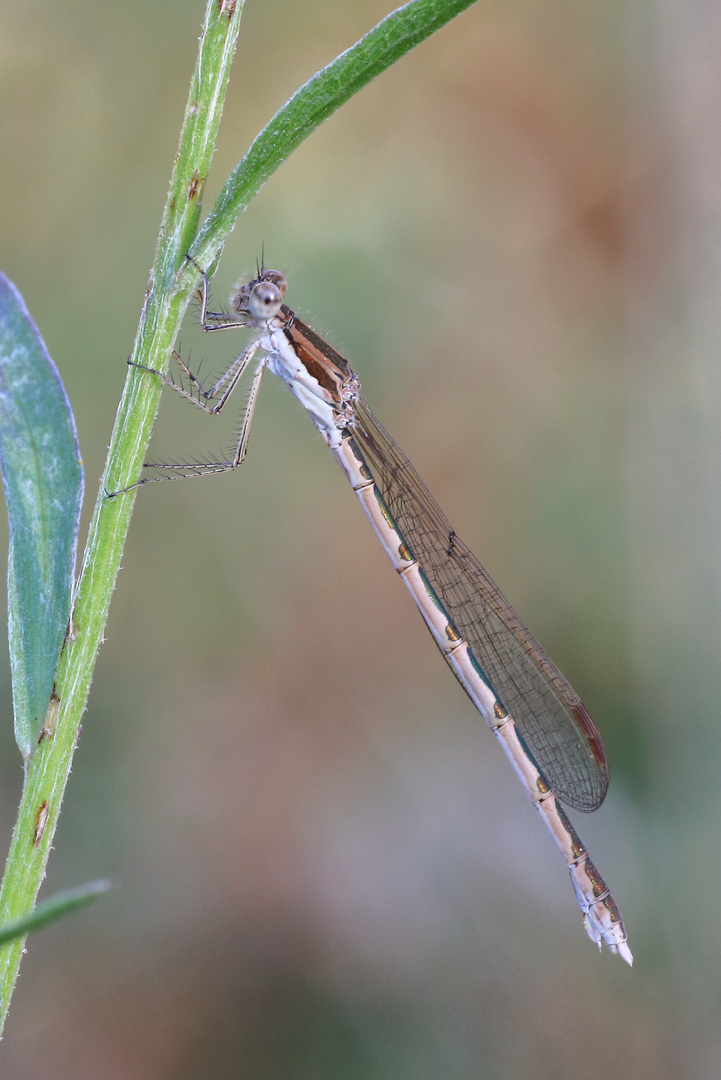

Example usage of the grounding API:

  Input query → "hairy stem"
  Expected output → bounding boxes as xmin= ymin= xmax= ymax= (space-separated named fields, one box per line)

xmin=0 ymin=0 xmax=245 ymax=1029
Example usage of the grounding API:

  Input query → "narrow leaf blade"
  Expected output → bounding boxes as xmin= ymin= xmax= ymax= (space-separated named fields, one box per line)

xmin=0 ymin=272 xmax=84 ymax=758
xmin=0 ymin=879 xmax=113 ymax=946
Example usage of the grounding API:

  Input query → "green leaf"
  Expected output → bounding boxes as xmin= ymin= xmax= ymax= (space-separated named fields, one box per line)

xmin=0 ymin=272 xmax=84 ymax=759
xmin=0 ymin=879 xmax=112 ymax=946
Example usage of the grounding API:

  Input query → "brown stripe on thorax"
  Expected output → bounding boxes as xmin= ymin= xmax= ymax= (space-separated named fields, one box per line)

xmin=282 ymin=308 xmax=354 ymax=404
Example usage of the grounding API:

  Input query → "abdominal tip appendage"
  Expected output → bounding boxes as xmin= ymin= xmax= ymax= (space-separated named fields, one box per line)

xmin=617 ymin=940 xmax=633 ymax=966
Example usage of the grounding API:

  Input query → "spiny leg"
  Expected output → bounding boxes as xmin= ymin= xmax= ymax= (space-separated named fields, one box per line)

xmin=231 ymin=353 xmax=267 ymax=467
xmin=108 ymin=353 xmax=268 ymax=495
xmin=143 ymin=354 xmax=268 ymax=479
xmin=128 ymin=337 xmax=261 ymax=415
xmin=186 ymin=254 xmax=249 ymax=334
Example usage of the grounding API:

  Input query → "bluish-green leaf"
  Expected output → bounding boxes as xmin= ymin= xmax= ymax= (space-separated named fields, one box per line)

xmin=0 ymin=272 xmax=84 ymax=758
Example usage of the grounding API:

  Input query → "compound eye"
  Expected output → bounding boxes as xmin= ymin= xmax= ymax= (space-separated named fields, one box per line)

xmin=248 ymin=281 xmax=283 ymax=320
xmin=261 ymin=270 xmax=287 ymax=299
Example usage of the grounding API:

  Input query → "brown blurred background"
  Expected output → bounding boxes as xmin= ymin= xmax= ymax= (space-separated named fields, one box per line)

xmin=0 ymin=0 xmax=717 ymax=1075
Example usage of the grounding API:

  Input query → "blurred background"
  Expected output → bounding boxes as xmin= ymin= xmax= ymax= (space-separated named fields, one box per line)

xmin=0 ymin=0 xmax=717 ymax=1075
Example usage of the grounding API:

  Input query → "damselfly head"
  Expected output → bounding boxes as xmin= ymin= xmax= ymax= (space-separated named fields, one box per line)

xmin=230 ymin=269 xmax=287 ymax=323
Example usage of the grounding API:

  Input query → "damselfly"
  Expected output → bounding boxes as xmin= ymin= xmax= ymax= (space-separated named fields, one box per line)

xmin=123 ymin=263 xmax=631 ymax=964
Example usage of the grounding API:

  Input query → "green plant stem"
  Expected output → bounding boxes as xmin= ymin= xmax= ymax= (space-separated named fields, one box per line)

xmin=0 ymin=0 xmax=245 ymax=1030
xmin=0 ymin=0 xmax=477 ymax=1032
